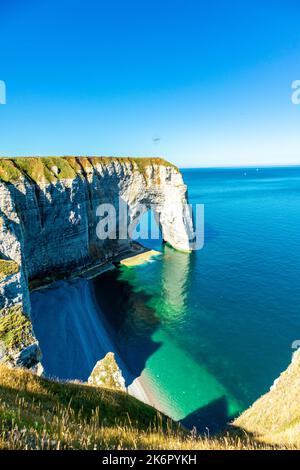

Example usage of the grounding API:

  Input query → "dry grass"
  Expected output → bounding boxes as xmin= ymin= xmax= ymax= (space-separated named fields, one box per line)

xmin=0 ymin=364 xmax=296 ymax=450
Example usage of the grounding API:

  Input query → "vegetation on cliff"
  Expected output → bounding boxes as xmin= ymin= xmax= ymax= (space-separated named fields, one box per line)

xmin=0 ymin=156 xmax=178 ymax=184
xmin=0 ymin=305 xmax=35 ymax=362
xmin=0 ymin=364 xmax=295 ymax=450
xmin=0 ymin=259 xmax=19 ymax=281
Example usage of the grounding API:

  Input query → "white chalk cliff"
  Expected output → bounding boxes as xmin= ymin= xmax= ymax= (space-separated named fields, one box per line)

xmin=0 ymin=156 xmax=194 ymax=366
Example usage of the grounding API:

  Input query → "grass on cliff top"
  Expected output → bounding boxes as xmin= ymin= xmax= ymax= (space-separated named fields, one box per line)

xmin=0 ymin=157 xmax=178 ymax=184
xmin=0 ymin=364 xmax=294 ymax=450
xmin=0 ymin=259 xmax=19 ymax=281
xmin=0 ymin=305 xmax=35 ymax=359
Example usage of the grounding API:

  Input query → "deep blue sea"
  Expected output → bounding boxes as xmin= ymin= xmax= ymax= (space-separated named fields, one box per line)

xmin=31 ymin=166 xmax=300 ymax=432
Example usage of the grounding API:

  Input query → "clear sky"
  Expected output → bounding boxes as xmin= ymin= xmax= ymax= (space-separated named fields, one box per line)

xmin=1 ymin=0 xmax=300 ymax=167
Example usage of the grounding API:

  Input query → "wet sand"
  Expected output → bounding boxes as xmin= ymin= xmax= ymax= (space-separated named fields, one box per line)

xmin=120 ymin=250 xmax=161 ymax=267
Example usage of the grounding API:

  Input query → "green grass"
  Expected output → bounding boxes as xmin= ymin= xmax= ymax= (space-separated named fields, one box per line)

xmin=0 ymin=305 xmax=35 ymax=361
xmin=0 ymin=364 xmax=294 ymax=450
xmin=0 ymin=156 xmax=178 ymax=184
xmin=0 ymin=259 xmax=19 ymax=281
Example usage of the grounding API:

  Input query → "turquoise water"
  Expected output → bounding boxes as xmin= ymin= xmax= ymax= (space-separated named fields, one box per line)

xmin=93 ymin=167 xmax=300 ymax=431
xmin=31 ymin=166 xmax=300 ymax=433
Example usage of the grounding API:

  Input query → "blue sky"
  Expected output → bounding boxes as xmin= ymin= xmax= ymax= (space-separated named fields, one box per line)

xmin=0 ymin=0 xmax=300 ymax=167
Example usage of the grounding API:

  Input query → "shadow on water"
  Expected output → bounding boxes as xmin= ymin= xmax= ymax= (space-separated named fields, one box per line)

xmin=30 ymin=274 xmax=163 ymax=388
xmin=92 ymin=269 xmax=163 ymax=385
xmin=181 ymin=396 xmax=236 ymax=434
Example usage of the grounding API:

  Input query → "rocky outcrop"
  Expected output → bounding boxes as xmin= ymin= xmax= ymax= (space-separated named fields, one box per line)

xmin=0 ymin=304 xmax=41 ymax=368
xmin=88 ymin=352 xmax=126 ymax=391
xmin=0 ymin=156 xmax=194 ymax=366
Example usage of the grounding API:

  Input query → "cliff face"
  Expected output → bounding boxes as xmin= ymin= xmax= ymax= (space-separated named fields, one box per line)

xmin=0 ymin=156 xmax=194 ymax=366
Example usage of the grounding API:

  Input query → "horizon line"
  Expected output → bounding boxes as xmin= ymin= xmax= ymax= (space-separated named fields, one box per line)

xmin=180 ymin=163 xmax=300 ymax=170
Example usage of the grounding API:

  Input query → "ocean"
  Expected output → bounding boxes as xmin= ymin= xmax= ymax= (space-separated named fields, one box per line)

xmin=31 ymin=166 xmax=300 ymax=433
